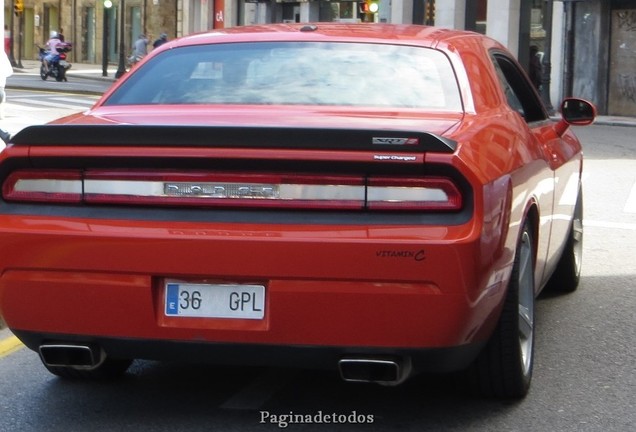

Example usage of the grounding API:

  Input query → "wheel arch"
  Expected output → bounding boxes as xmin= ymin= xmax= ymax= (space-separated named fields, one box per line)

xmin=522 ymin=201 xmax=540 ymax=294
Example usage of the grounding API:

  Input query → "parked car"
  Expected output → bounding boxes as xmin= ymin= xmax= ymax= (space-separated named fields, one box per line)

xmin=0 ymin=23 xmax=595 ymax=398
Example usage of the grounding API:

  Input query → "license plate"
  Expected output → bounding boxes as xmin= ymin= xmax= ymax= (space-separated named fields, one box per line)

xmin=59 ymin=60 xmax=69 ymax=67
xmin=165 ymin=282 xmax=265 ymax=319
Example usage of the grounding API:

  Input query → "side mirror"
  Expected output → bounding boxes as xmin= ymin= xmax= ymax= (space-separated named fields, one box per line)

xmin=555 ymin=98 xmax=596 ymax=136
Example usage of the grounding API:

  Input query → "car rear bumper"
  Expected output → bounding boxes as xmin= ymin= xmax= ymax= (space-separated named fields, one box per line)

xmin=0 ymin=214 xmax=508 ymax=369
xmin=0 ymin=267 xmax=498 ymax=347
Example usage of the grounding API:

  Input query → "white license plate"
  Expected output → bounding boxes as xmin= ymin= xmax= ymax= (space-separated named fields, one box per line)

xmin=59 ymin=60 xmax=69 ymax=67
xmin=165 ymin=282 xmax=265 ymax=319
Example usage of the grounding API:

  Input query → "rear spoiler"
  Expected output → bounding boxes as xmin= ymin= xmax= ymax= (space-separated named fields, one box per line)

xmin=10 ymin=125 xmax=457 ymax=153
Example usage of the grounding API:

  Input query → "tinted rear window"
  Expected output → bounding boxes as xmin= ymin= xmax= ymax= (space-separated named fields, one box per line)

xmin=104 ymin=42 xmax=462 ymax=111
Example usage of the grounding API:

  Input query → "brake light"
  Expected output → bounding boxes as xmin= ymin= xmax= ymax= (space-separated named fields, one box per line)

xmin=2 ymin=170 xmax=462 ymax=211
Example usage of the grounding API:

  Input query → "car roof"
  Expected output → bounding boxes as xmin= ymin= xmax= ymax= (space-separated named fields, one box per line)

xmin=163 ymin=23 xmax=495 ymax=51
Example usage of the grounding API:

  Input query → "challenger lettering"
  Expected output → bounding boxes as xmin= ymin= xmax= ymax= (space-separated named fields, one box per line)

xmin=164 ymin=183 xmax=277 ymax=198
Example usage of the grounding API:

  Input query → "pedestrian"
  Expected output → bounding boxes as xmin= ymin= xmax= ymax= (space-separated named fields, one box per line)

xmin=129 ymin=34 xmax=149 ymax=66
xmin=134 ymin=34 xmax=149 ymax=57
xmin=153 ymin=33 xmax=168 ymax=49
xmin=529 ymin=45 xmax=542 ymax=90
xmin=4 ymin=25 xmax=10 ymax=55
xmin=0 ymin=49 xmax=13 ymax=120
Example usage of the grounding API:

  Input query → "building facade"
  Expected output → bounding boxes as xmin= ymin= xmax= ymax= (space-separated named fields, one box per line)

xmin=570 ymin=0 xmax=636 ymax=116
xmin=3 ymin=0 xmax=636 ymax=117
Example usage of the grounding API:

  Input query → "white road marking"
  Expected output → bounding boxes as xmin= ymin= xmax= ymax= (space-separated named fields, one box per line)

xmin=4 ymin=102 xmax=47 ymax=111
xmin=585 ymin=220 xmax=636 ymax=231
xmin=624 ymin=181 xmax=636 ymax=213
xmin=52 ymin=96 xmax=99 ymax=105
xmin=10 ymin=98 xmax=91 ymax=111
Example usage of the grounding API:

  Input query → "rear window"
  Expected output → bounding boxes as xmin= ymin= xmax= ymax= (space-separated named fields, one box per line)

xmin=104 ymin=42 xmax=462 ymax=111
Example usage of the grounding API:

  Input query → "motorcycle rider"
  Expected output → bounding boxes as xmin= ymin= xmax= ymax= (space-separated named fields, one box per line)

xmin=43 ymin=31 xmax=62 ymax=74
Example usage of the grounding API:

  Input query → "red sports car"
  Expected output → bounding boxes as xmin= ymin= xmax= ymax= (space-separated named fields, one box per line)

xmin=0 ymin=24 xmax=595 ymax=398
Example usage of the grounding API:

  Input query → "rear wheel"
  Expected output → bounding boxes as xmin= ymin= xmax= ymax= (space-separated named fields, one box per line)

xmin=55 ymin=66 xmax=66 ymax=82
xmin=547 ymin=187 xmax=583 ymax=293
xmin=470 ymin=220 xmax=535 ymax=398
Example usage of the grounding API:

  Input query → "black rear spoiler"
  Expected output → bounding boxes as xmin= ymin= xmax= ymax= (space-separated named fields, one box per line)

xmin=10 ymin=125 xmax=457 ymax=153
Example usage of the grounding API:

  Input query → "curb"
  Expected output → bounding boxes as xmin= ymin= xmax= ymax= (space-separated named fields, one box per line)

xmin=592 ymin=119 xmax=636 ymax=128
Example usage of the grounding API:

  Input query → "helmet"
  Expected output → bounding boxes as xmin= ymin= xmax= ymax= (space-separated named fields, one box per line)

xmin=160 ymin=33 xmax=167 ymax=39
xmin=50 ymin=31 xmax=58 ymax=38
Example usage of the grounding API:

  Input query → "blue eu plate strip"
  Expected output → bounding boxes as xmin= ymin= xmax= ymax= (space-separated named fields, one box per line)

xmin=165 ymin=283 xmax=179 ymax=315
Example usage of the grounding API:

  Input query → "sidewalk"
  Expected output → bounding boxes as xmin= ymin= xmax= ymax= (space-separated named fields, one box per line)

xmin=9 ymin=59 xmax=636 ymax=127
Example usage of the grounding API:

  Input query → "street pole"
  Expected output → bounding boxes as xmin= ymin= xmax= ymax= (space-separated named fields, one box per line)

xmin=540 ymin=0 xmax=555 ymax=114
xmin=102 ymin=1 xmax=112 ymax=77
xmin=8 ymin=0 xmax=17 ymax=66
xmin=16 ymin=5 xmax=23 ymax=68
xmin=115 ymin=0 xmax=126 ymax=78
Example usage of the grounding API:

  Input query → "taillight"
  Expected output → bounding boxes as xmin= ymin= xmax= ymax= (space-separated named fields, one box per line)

xmin=367 ymin=177 xmax=462 ymax=211
xmin=2 ymin=170 xmax=462 ymax=211
xmin=2 ymin=170 xmax=82 ymax=203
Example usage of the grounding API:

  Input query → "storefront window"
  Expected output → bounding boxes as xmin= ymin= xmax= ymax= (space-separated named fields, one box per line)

xmin=531 ymin=0 xmax=547 ymax=52
xmin=319 ymin=1 xmax=356 ymax=22
xmin=81 ymin=7 xmax=96 ymax=63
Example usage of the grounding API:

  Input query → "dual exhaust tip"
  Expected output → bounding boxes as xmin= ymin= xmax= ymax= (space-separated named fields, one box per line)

xmin=39 ymin=344 xmax=104 ymax=370
xmin=338 ymin=357 xmax=412 ymax=385
xmin=39 ymin=344 xmax=411 ymax=385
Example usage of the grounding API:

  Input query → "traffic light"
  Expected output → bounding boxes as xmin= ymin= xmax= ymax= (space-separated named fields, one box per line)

xmin=359 ymin=0 xmax=379 ymax=14
xmin=14 ymin=0 xmax=24 ymax=15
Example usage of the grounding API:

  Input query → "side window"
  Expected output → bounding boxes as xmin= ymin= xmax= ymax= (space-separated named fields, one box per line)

xmin=491 ymin=52 xmax=548 ymax=123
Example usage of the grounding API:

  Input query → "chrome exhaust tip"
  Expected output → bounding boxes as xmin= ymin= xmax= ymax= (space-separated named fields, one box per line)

xmin=338 ymin=357 xmax=412 ymax=386
xmin=39 ymin=344 xmax=104 ymax=369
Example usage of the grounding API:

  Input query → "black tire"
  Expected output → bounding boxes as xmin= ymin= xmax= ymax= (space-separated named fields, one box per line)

xmin=40 ymin=64 xmax=48 ymax=81
xmin=547 ymin=187 xmax=583 ymax=293
xmin=470 ymin=220 xmax=535 ymax=398
xmin=42 ymin=357 xmax=132 ymax=380
xmin=55 ymin=67 xmax=66 ymax=82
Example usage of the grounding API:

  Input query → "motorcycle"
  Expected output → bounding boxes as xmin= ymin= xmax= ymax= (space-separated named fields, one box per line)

xmin=38 ymin=42 xmax=73 ymax=82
